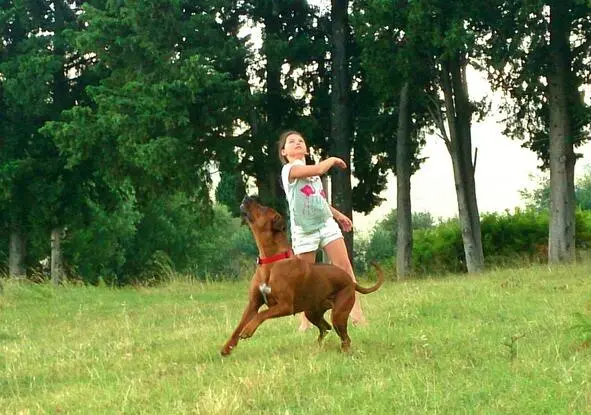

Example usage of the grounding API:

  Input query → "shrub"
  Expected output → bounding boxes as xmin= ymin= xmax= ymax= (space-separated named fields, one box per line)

xmin=575 ymin=209 xmax=591 ymax=251
xmin=63 ymin=194 xmax=258 ymax=284
xmin=65 ymin=194 xmax=142 ymax=285
xmin=480 ymin=209 xmax=549 ymax=263
xmin=362 ymin=209 xmax=434 ymax=271
xmin=412 ymin=218 xmax=464 ymax=275
xmin=397 ymin=208 xmax=591 ymax=276
xmin=187 ymin=204 xmax=257 ymax=280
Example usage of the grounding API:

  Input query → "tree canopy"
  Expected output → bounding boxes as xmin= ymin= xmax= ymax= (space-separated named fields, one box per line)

xmin=1 ymin=0 xmax=590 ymax=281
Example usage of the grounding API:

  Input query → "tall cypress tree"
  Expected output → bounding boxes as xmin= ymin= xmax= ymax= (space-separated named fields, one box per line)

xmin=481 ymin=0 xmax=591 ymax=263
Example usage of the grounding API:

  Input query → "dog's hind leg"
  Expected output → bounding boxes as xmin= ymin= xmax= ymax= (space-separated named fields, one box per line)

xmin=304 ymin=310 xmax=332 ymax=344
xmin=331 ymin=291 xmax=355 ymax=352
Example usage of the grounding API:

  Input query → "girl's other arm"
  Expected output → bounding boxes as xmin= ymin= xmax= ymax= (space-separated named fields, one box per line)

xmin=330 ymin=206 xmax=353 ymax=232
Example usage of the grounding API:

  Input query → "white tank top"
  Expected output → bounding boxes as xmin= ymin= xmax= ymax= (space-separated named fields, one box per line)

xmin=281 ymin=159 xmax=332 ymax=233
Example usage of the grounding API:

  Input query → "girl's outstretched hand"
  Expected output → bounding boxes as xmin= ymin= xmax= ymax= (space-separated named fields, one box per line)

xmin=330 ymin=157 xmax=347 ymax=169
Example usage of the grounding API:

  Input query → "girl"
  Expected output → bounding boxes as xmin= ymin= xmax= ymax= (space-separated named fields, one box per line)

xmin=278 ymin=130 xmax=366 ymax=330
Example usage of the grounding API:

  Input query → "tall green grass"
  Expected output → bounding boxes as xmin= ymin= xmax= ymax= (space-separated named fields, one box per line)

xmin=1 ymin=264 xmax=590 ymax=414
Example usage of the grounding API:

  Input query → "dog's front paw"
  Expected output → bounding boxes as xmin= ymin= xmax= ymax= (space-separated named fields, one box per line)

xmin=220 ymin=344 xmax=234 ymax=356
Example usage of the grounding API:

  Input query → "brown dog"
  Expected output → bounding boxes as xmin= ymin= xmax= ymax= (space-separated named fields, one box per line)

xmin=220 ymin=196 xmax=384 ymax=356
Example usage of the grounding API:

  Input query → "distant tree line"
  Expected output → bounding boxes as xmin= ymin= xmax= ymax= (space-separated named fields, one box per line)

xmin=359 ymin=167 xmax=591 ymax=276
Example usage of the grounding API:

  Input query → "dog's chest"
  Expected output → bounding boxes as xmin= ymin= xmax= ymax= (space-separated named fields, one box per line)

xmin=256 ymin=269 xmax=276 ymax=306
xmin=258 ymin=282 xmax=272 ymax=305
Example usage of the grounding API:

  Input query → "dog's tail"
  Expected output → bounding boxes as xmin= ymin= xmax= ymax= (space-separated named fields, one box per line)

xmin=355 ymin=262 xmax=385 ymax=294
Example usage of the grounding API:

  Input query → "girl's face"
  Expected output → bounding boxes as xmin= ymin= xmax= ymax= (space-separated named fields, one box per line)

xmin=281 ymin=133 xmax=307 ymax=162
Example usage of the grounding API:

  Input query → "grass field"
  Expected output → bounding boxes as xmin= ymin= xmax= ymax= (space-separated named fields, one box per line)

xmin=1 ymin=263 xmax=590 ymax=414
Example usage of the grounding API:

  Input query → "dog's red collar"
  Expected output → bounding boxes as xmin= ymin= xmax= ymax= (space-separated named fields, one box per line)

xmin=257 ymin=249 xmax=293 ymax=265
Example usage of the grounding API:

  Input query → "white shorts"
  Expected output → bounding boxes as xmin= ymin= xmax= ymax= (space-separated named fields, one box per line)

xmin=291 ymin=217 xmax=343 ymax=255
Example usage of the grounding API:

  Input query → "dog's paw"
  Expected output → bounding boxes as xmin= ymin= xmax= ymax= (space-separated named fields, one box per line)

xmin=220 ymin=344 xmax=233 ymax=356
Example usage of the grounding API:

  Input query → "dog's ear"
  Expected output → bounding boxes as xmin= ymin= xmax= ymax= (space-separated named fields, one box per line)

xmin=271 ymin=214 xmax=286 ymax=232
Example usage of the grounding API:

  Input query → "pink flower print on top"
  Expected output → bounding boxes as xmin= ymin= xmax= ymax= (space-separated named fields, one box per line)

xmin=299 ymin=184 xmax=317 ymax=217
xmin=299 ymin=184 xmax=315 ymax=197
xmin=290 ymin=176 xmax=332 ymax=231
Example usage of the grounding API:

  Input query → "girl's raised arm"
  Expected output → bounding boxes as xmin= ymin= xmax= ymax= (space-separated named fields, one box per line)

xmin=289 ymin=157 xmax=347 ymax=181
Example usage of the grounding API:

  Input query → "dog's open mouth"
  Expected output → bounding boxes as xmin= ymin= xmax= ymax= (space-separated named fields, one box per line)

xmin=240 ymin=211 xmax=250 ymax=224
xmin=240 ymin=195 xmax=264 ymax=224
xmin=239 ymin=204 xmax=252 ymax=224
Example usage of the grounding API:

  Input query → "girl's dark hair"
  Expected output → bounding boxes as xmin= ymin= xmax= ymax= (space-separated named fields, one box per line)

xmin=277 ymin=130 xmax=304 ymax=165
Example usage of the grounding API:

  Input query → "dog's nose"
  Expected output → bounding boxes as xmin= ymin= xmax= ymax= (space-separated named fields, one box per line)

xmin=240 ymin=195 xmax=257 ymax=213
xmin=241 ymin=195 xmax=260 ymax=206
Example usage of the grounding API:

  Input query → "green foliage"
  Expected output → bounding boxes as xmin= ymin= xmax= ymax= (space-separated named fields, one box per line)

xmin=186 ymin=204 xmax=257 ymax=280
xmin=519 ymin=175 xmax=552 ymax=211
xmin=520 ymin=166 xmax=591 ymax=211
xmin=62 ymin=196 xmax=257 ymax=284
xmin=121 ymin=192 xmax=210 ymax=282
xmin=3 ymin=0 xmax=590 ymax=284
xmin=34 ymin=0 xmax=252 ymax=283
xmin=481 ymin=0 xmax=591 ymax=165
xmin=359 ymin=209 xmax=434 ymax=271
xmin=366 ymin=226 xmax=395 ymax=264
xmin=234 ymin=1 xmax=329 ymax=213
xmin=410 ymin=209 xmax=591 ymax=275
xmin=480 ymin=210 xmax=550 ymax=261
xmin=412 ymin=218 xmax=465 ymax=275
xmin=63 ymin=181 xmax=141 ymax=285
xmin=576 ymin=209 xmax=591 ymax=250
xmin=0 ymin=0 xmax=94 ymax=275
xmin=215 ymin=170 xmax=247 ymax=218
xmin=44 ymin=1 xmax=248 ymax=192
xmin=349 ymin=0 xmax=431 ymax=213
xmin=0 ymin=240 xmax=6 ymax=276
xmin=575 ymin=167 xmax=591 ymax=210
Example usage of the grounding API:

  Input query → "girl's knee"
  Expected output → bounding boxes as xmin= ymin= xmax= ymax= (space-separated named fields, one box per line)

xmin=333 ymin=261 xmax=355 ymax=280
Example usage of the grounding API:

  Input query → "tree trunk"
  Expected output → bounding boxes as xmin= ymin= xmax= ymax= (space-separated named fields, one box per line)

xmin=330 ymin=0 xmax=354 ymax=260
xmin=547 ymin=2 xmax=576 ymax=263
xmin=51 ymin=227 xmax=64 ymax=285
xmin=396 ymin=82 xmax=412 ymax=278
xmin=253 ymin=8 xmax=288 ymax=216
xmin=256 ymin=165 xmax=283 ymax=213
xmin=321 ymin=175 xmax=331 ymax=264
xmin=441 ymin=55 xmax=484 ymax=273
xmin=254 ymin=36 xmax=283 ymax=211
xmin=9 ymin=230 xmax=26 ymax=279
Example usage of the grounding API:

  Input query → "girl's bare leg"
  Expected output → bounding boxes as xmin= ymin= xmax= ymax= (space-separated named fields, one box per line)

xmin=323 ymin=238 xmax=367 ymax=325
